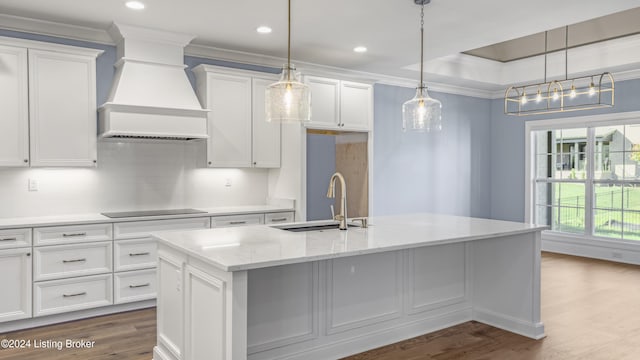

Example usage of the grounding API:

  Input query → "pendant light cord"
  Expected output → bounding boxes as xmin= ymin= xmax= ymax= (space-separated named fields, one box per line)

xmin=287 ymin=0 xmax=291 ymax=81
xmin=544 ymin=31 xmax=547 ymax=83
xmin=565 ymin=25 xmax=569 ymax=81
xmin=419 ymin=2 xmax=424 ymax=94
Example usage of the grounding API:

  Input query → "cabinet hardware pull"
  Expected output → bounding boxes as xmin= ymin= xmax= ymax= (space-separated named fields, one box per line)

xmin=63 ymin=292 xmax=86 ymax=298
xmin=62 ymin=232 xmax=87 ymax=237
xmin=62 ymin=258 xmax=87 ymax=263
xmin=229 ymin=221 xmax=247 ymax=225
xmin=0 ymin=237 xmax=17 ymax=241
xmin=23 ymin=159 xmax=28 ymax=163
xmin=129 ymin=252 xmax=150 ymax=257
xmin=129 ymin=283 xmax=151 ymax=289
xmin=270 ymin=218 xmax=288 ymax=222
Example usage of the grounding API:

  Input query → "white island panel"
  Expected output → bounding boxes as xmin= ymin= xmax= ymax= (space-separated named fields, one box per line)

xmin=152 ymin=214 xmax=547 ymax=360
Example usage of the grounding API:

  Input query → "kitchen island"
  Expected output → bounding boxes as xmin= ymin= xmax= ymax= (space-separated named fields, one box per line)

xmin=152 ymin=214 xmax=547 ymax=360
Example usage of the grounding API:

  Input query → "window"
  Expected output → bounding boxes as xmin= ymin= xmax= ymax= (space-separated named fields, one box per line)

xmin=533 ymin=121 xmax=640 ymax=241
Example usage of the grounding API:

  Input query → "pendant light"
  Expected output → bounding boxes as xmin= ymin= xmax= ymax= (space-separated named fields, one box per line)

xmin=265 ymin=0 xmax=311 ymax=123
xmin=402 ymin=0 xmax=442 ymax=132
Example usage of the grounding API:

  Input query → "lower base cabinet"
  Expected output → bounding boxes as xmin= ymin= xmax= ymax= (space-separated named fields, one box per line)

xmin=114 ymin=269 xmax=156 ymax=304
xmin=0 ymin=247 xmax=32 ymax=322
xmin=33 ymin=273 xmax=113 ymax=317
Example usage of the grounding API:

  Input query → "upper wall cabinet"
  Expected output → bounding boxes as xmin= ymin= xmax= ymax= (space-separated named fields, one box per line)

xmin=193 ymin=65 xmax=281 ymax=168
xmin=304 ymin=76 xmax=373 ymax=131
xmin=0 ymin=44 xmax=29 ymax=167
xmin=0 ymin=37 xmax=103 ymax=168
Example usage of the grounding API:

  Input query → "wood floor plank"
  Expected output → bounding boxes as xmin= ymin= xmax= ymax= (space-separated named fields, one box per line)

xmin=1 ymin=252 xmax=639 ymax=359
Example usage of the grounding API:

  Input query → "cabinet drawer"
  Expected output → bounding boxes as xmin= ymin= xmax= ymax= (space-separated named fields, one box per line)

xmin=114 ymin=238 xmax=157 ymax=272
xmin=264 ymin=212 xmax=295 ymax=224
xmin=34 ymin=274 xmax=112 ymax=317
xmin=211 ymin=214 xmax=264 ymax=228
xmin=114 ymin=217 xmax=210 ymax=240
xmin=34 ymin=241 xmax=112 ymax=281
xmin=114 ymin=269 xmax=156 ymax=304
xmin=34 ymin=223 xmax=112 ymax=246
xmin=0 ymin=228 xmax=31 ymax=249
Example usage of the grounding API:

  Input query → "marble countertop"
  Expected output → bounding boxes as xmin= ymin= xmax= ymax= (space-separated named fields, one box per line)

xmin=153 ymin=213 xmax=548 ymax=272
xmin=0 ymin=205 xmax=294 ymax=229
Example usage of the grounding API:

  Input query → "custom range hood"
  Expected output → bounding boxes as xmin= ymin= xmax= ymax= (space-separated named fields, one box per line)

xmin=98 ymin=23 xmax=209 ymax=141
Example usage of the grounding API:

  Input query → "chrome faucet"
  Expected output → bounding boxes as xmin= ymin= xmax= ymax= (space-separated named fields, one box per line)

xmin=327 ymin=172 xmax=348 ymax=230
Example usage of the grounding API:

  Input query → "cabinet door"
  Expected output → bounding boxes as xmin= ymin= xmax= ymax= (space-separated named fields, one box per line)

xmin=305 ymin=76 xmax=340 ymax=129
xmin=252 ymin=78 xmax=281 ymax=168
xmin=0 ymin=45 xmax=29 ymax=167
xmin=0 ymin=248 xmax=32 ymax=322
xmin=340 ymin=81 xmax=372 ymax=131
xmin=206 ymin=73 xmax=252 ymax=167
xmin=28 ymin=49 xmax=97 ymax=167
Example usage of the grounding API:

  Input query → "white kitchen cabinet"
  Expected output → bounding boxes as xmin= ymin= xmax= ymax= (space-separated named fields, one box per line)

xmin=193 ymin=65 xmax=281 ymax=168
xmin=252 ymin=78 xmax=281 ymax=168
xmin=304 ymin=76 xmax=341 ymax=128
xmin=304 ymin=75 xmax=372 ymax=131
xmin=340 ymin=81 xmax=373 ymax=130
xmin=201 ymin=71 xmax=253 ymax=167
xmin=264 ymin=211 xmax=295 ymax=225
xmin=0 ymin=247 xmax=32 ymax=322
xmin=33 ymin=273 xmax=112 ymax=317
xmin=0 ymin=228 xmax=32 ymax=250
xmin=28 ymin=48 xmax=100 ymax=167
xmin=0 ymin=44 xmax=29 ymax=167
xmin=211 ymin=213 xmax=264 ymax=228
xmin=114 ymin=269 xmax=156 ymax=304
xmin=0 ymin=38 xmax=102 ymax=168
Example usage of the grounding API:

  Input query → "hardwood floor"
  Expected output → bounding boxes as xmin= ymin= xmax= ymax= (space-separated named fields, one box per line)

xmin=1 ymin=252 xmax=639 ymax=360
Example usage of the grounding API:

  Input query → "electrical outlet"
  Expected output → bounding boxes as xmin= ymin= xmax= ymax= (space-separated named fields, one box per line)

xmin=225 ymin=178 xmax=232 ymax=187
xmin=28 ymin=178 xmax=38 ymax=192
xmin=612 ymin=252 xmax=623 ymax=259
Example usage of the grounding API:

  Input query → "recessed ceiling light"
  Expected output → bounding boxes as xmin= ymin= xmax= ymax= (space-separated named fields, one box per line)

xmin=125 ymin=1 xmax=145 ymax=10
xmin=256 ymin=26 xmax=273 ymax=34
xmin=353 ymin=46 xmax=367 ymax=53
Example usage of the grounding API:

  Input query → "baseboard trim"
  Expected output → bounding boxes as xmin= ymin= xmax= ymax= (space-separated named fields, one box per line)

xmin=153 ymin=345 xmax=178 ymax=360
xmin=0 ymin=300 xmax=156 ymax=333
xmin=473 ymin=307 xmax=545 ymax=340
xmin=543 ymin=236 xmax=640 ymax=265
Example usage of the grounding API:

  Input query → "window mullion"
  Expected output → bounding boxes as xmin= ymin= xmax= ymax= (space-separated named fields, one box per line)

xmin=585 ymin=127 xmax=595 ymax=237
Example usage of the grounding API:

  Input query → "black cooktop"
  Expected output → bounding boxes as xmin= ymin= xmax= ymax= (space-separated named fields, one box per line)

xmin=101 ymin=208 xmax=208 ymax=218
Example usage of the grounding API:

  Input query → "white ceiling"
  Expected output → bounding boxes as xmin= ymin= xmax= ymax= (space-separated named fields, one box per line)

xmin=1 ymin=0 xmax=639 ymax=86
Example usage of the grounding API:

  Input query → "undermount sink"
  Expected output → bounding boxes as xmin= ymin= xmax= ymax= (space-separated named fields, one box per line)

xmin=272 ymin=222 xmax=359 ymax=232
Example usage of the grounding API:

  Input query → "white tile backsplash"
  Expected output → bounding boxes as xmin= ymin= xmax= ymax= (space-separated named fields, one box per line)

xmin=0 ymin=141 xmax=269 ymax=218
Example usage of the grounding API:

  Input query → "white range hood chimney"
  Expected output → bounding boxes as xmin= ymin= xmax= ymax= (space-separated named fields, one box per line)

xmin=98 ymin=23 xmax=209 ymax=141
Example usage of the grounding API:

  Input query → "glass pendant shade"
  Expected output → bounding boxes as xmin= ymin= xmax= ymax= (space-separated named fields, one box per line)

xmin=266 ymin=64 xmax=311 ymax=123
xmin=402 ymin=87 xmax=442 ymax=132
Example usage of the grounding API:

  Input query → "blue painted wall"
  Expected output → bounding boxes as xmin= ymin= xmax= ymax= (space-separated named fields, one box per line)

xmin=490 ymin=78 xmax=640 ymax=222
xmin=373 ymin=84 xmax=492 ymax=218
xmin=306 ymin=134 xmax=337 ymax=220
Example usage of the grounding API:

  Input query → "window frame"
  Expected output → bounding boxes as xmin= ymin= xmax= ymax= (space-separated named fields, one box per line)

xmin=525 ymin=110 xmax=640 ymax=246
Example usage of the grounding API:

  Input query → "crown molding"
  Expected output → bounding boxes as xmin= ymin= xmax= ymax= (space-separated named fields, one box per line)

xmin=0 ymin=13 xmax=112 ymax=44
xmin=3 ymin=13 xmax=638 ymax=101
